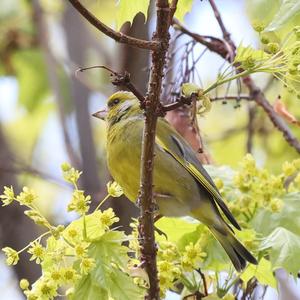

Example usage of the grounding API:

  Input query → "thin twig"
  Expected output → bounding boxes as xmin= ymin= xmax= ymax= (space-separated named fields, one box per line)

xmin=173 ymin=19 xmax=229 ymax=59
xmin=76 ymin=65 xmax=145 ymax=104
xmin=198 ymin=269 xmax=208 ymax=296
xmin=67 ymin=0 xmax=159 ymax=51
xmin=246 ymin=105 xmax=257 ymax=153
xmin=163 ymin=94 xmax=196 ymax=111
xmin=174 ymin=2 xmax=300 ymax=154
xmin=211 ymin=95 xmax=251 ymax=101
xmin=169 ymin=0 xmax=179 ymax=27
xmin=208 ymin=0 xmax=231 ymax=43
xmin=243 ymin=77 xmax=300 ymax=153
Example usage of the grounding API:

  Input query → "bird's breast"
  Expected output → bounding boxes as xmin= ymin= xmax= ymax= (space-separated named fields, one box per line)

xmin=106 ymin=118 xmax=203 ymax=217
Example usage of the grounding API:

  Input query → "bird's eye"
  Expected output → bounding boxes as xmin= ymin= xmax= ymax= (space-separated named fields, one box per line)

xmin=108 ymin=98 xmax=120 ymax=108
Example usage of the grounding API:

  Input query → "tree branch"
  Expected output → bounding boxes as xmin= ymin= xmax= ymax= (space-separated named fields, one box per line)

xmin=77 ymin=66 xmax=146 ymax=104
xmin=174 ymin=2 xmax=300 ymax=154
xmin=138 ymin=0 xmax=170 ymax=298
xmin=67 ymin=0 xmax=159 ymax=51
xmin=211 ymin=95 xmax=251 ymax=102
xmin=173 ymin=19 xmax=229 ymax=59
xmin=168 ymin=0 xmax=179 ymax=26
xmin=208 ymin=0 xmax=231 ymax=43
xmin=163 ymin=94 xmax=196 ymax=111
xmin=243 ymin=77 xmax=300 ymax=153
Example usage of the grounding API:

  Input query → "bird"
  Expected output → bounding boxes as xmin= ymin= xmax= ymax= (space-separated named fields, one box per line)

xmin=93 ymin=91 xmax=258 ymax=271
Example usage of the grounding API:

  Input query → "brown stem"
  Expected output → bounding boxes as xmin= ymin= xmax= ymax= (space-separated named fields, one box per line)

xmin=246 ymin=104 xmax=257 ymax=153
xmin=173 ymin=19 xmax=229 ymax=59
xmin=208 ymin=0 xmax=231 ymax=43
xmin=211 ymin=95 xmax=251 ymax=101
xmin=138 ymin=0 xmax=170 ymax=298
xmin=163 ymin=94 xmax=196 ymax=111
xmin=168 ymin=0 xmax=179 ymax=26
xmin=243 ymin=77 xmax=300 ymax=153
xmin=77 ymin=65 xmax=146 ymax=104
xmin=67 ymin=0 xmax=159 ymax=51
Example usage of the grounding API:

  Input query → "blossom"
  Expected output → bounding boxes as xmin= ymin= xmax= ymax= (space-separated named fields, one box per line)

xmin=99 ymin=208 xmax=119 ymax=229
xmin=17 ymin=187 xmax=37 ymax=206
xmin=62 ymin=164 xmax=82 ymax=185
xmin=19 ymin=279 xmax=30 ymax=290
xmin=0 ymin=186 xmax=15 ymax=206
xmin=68 ymin=190 xmax=91 ymax=215
xmin=80 ymin=257 xmax=96 ymax=274
xmin=2 ymin=247 xmax=19 ymax=265
xmin=28 ymin=241 xmax=45 ymax=264
xmin=107 ymin=181 xmax=123 ymax=197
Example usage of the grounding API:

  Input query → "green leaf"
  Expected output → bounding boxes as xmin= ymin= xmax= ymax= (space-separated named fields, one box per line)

xmin=202 ymin=236 xmax=229 ymax=271
xmin=155 ymin=217 xmax=199 ymax=244
xmin=116 ymin=0 xmax=149 ymax=29
xmin=72 ymin=275 xmax=109 ymax=300
xmin=74 ymin=230 xmax=144 ymax=299
xmin=260 ymin=227 xmax=300 ymax=277
xmin=265 ymin=0 xmax=300 ymax=31
xmin=63 ymin=211 xmax=106 ymax=242
xmin=234 ymin=45 xmax=270 ymax=64
xmin=108 ymin=268 xmax=144 ymax=300
xmin=90 ymin=231 xmax=129 ymax=268
xmin=181 ymin=82 xmax=202 ymax=97
xmin=241 ymin=258 xmax=276 ymax=288
xmin=177 ymin=224 xmax=205 ymax=251
xmin=11 ymin=49 xmax=49 ymax=111
xmin=246 ymin=0 xmax=280 ymax=26
xmin=175 ymin=0 xmax=194 ymax=21
xmin=252 ymin=192 xmax=300 ymax=236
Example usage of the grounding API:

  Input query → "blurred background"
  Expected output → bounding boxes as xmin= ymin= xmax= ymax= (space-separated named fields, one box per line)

xmin=0 ymin=0 xmax=299 ymax=298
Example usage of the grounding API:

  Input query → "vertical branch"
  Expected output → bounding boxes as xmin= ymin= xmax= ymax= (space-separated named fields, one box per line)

xmin=139 ymin=1 xmax=170 ymax=299
xmin=208 ymin=0 xmax=231 ymax=42
xmin=246 ymin=104 xmax=256 ymax=153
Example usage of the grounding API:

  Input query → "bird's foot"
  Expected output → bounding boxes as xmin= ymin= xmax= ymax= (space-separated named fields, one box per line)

xmin=154 ymin=225 xmax=168 ymax=240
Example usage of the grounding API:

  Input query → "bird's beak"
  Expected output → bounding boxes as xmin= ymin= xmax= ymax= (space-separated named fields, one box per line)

xmin=92 ymin=108 xmax=108 ymax=120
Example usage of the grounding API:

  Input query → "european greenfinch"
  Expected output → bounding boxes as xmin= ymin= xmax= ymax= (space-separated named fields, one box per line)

xmin=93 ymin=91 xmax=257 ymax=271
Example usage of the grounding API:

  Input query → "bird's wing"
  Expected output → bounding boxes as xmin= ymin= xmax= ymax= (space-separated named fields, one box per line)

xmin=156 ymin=118 xmax=241 ymax=230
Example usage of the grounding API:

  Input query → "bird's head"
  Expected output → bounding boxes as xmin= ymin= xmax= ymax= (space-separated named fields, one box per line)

xmin=93 ymin=91 xmax=141 ymax=126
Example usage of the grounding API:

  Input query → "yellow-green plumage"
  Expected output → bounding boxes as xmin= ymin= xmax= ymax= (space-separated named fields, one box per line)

xmin=95 ymin=91 xmax=257 ymax=271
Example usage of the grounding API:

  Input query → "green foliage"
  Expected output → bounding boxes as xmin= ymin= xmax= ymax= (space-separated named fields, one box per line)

xmin=73 ymin=231 xmax=144 ymax=300
xmin=252 ymin=192 xmax=300 ymax=236
xmin=114 ymin=0 xmax=195 ymax=28
xmin=1 ymin=155 xmax=300 ymax=299
xmin=175 ymin=0 xmax=194 ymax=21
xmin=247 ymin=0 xmax=280 ymax=26
xmin=116 ymin=0 xmax=149 ymax=29
xmin=240 ymin=258 xmax=276 ymax=288
xmin=11 ymin=49 xmax=49 ymax=111
xmin=260 ymin=227 xmax=300 ymax=277
xmin=0 ymin=165 xmax=144 ymax=300
xmin=264 ymin=0 xmax=300 ymax=32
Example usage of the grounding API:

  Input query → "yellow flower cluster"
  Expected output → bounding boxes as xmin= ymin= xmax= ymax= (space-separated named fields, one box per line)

xmin=0 ymin=164 xmax=125 ymax=300
xmin=235 ymin=26 xmax=300 ymax=96
xmin=67 ymin=189 xmax=91 ymax=215
xmin=227 ymin=154 xmax=289 ymax=223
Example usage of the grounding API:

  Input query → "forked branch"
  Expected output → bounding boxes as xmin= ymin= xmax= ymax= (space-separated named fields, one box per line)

xmin=68 ymin=0 xmax=159 ymax=51
xmin=173 ymin=0 xmax=300 ymax=154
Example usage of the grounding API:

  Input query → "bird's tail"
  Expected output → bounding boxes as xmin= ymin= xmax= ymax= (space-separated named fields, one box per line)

xmin=210 ymin=225 xmax=258 ymax=272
